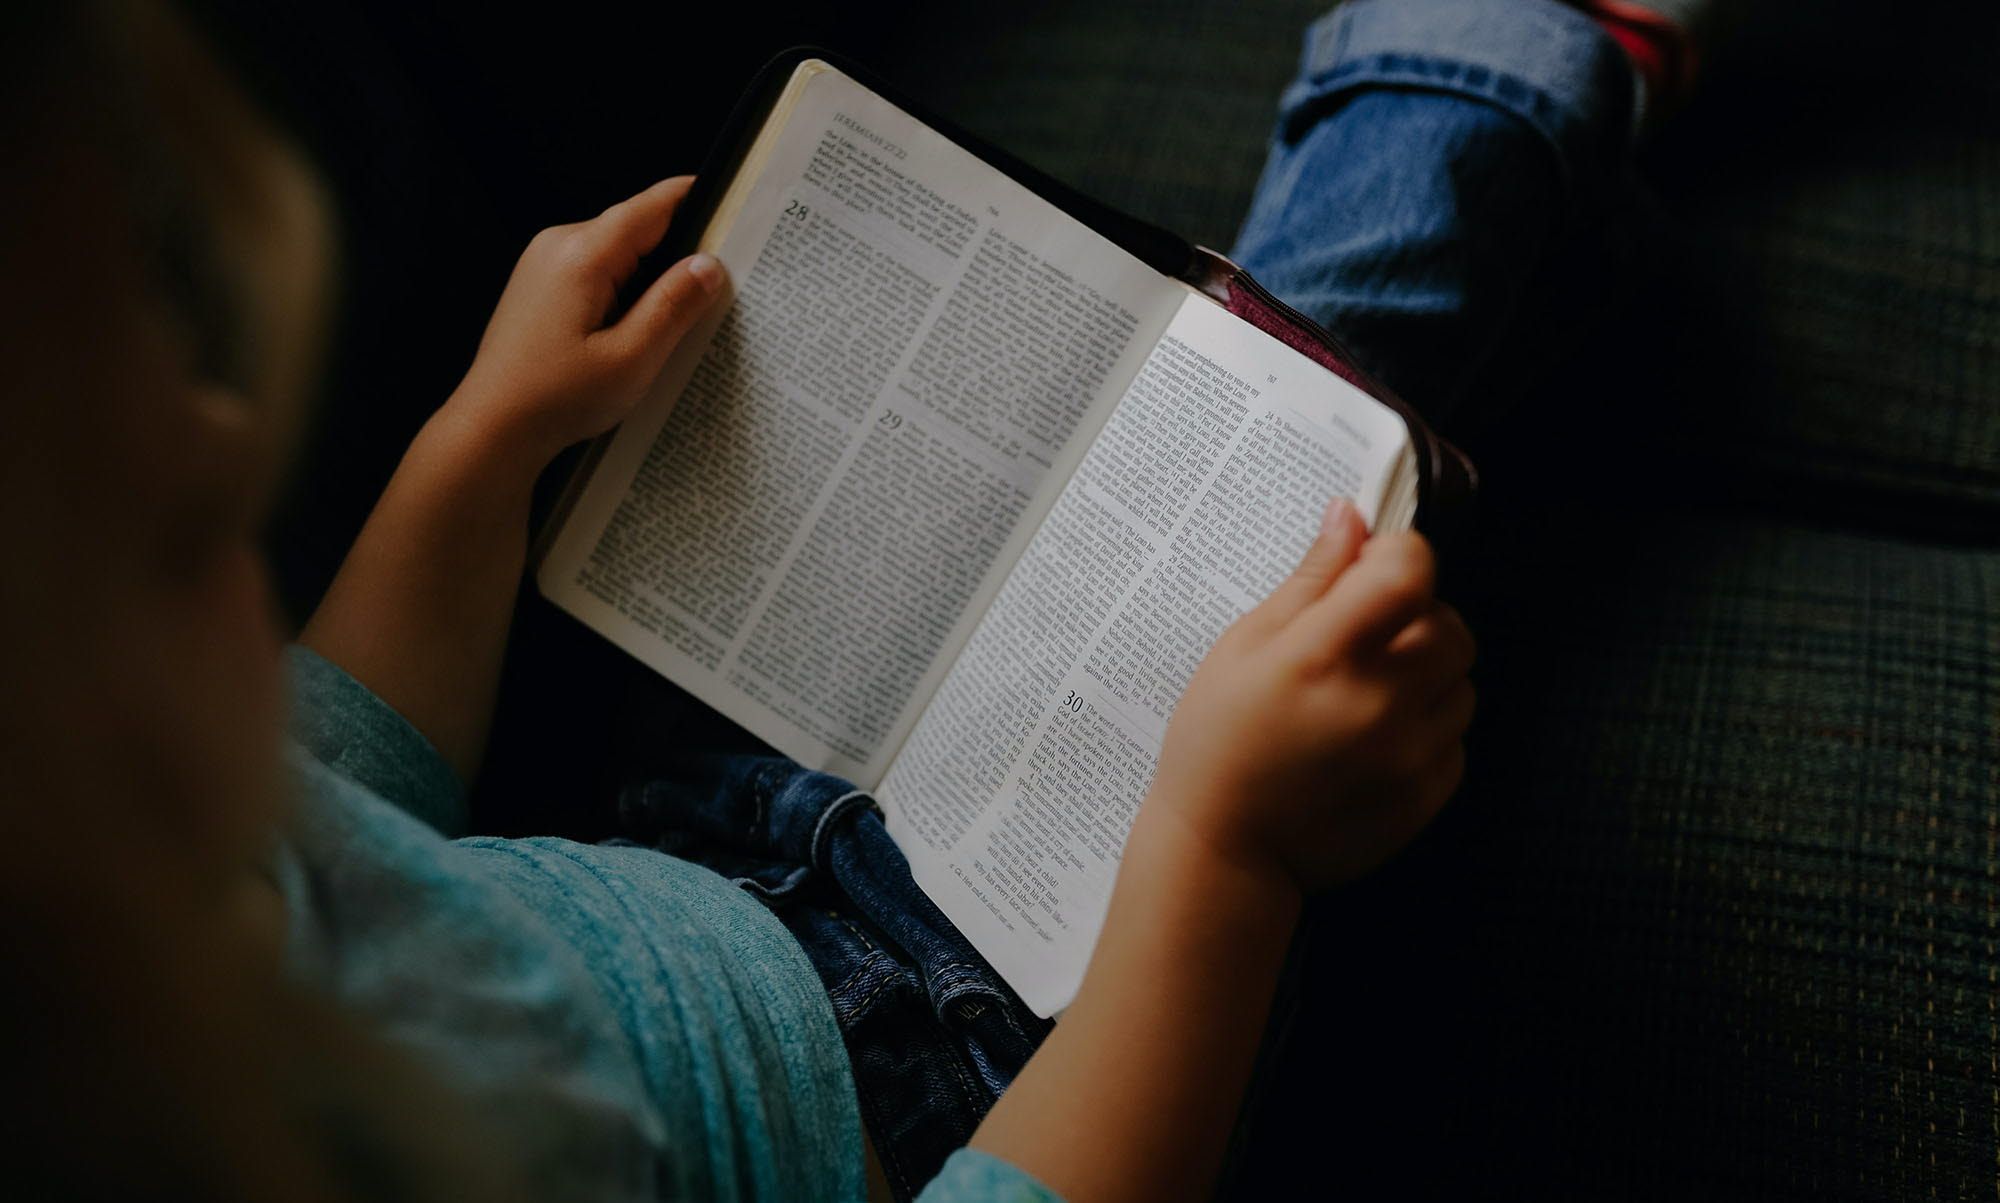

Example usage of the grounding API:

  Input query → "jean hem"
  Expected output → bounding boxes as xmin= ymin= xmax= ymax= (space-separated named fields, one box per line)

xmin=1284 ymin=0 xmax=1635 ymax=191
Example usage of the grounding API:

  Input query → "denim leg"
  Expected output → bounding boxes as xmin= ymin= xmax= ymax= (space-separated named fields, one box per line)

xmin=615 ymin=755 xmax=1050 ymax=1203
xmin=1230 ymin=0 xmax=1639 ymax=423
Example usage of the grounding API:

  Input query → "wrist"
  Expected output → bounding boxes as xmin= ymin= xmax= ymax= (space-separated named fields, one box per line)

xmin=426 ymin=392 xmax=563 ymax=491
xmin=1123 ymin=801 xmax=1304 ymax=935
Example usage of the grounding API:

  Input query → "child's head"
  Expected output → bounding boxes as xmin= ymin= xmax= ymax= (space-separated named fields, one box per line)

xmin=0 ymin=4 xmax=507 ymax=1195
xmin=0 ymin=0 xmax=330 ymax=906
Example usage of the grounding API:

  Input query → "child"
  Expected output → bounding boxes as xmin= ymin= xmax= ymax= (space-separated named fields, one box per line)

xmin=3 ymin=0 xmax=1687 ymax=1197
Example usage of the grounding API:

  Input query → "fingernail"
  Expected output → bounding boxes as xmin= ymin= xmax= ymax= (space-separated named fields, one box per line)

xmin=1320 ymin=496 xmax=1350 ymax=534
xmin=686 ymin=252 xmax=725 ymax=291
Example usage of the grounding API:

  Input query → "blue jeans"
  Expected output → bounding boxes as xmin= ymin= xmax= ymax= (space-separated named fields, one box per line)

xmin=618 ymin=1 xmax=1639 ymax=1197
xmin=1231 ymin=0 xmax=1637 ymax=424
xmin=617 ymin=759 xmax=1050 ymax=1202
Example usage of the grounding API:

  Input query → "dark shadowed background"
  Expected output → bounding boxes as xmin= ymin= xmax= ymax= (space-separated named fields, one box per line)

xmin=185 ymin=1 xmax=1998 ymax=1196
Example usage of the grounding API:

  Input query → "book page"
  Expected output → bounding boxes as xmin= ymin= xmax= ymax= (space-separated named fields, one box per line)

xmin=537 ymin=63 xmax=1183 ymax=785
xmin=878 ymin=293 xmax=1413 ymax=1016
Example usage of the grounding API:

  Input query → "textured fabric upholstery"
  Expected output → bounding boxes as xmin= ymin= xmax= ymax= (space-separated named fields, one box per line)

xmin=1455 ymin=516 xmax=1995 ymax=1195
xmin=1218 ymin=514 xmax=1999 ymax=1197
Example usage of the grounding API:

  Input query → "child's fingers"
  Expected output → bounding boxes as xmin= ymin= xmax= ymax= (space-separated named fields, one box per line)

xmin=1414 ymin=738 xmax=1467 ymax=816
xmin=1387 ymin=599 xmax=1473 ymax=662
xmin=1291 ymin=531 xmax=1436 ymax=662
xmin=576 ymin=176 xmax=696 ymax=274
xmin=1385 ymin=603 xmax=1476 ymax=699
xmin=1422 ymin=679 xmax=1477 ymax=747
xmin=1341 ymin=743 xmax=1461 ymax=866
xmin=1248 ymin=496 xmax=1367 ymax=632
xmin=596 ymin=251 xmax=727 ymax=370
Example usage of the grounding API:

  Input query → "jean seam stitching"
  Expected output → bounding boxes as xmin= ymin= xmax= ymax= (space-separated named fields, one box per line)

xmin=834 ymin=912 xmax=880 ymax=956
xmin=842 ymin=961 xmax=905 ymax=1022
xmin=826 ymin=948 xmax=890 ymax=1004
xmin=933 ymin=1015 xmax=987 ymax=1121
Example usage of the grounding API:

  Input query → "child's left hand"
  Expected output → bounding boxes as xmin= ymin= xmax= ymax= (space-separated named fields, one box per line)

xmin=303 ymin=178 xmax=727 ymax=779
xmin=443 ymin=175 xmax=727 ymax=469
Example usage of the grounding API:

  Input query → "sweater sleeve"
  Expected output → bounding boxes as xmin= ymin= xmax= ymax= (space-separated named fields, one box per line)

xmin=914 ymin=1148 xmax=1066 ymax=1203
xmin=284 ymin=643 xmax=467 ymax=837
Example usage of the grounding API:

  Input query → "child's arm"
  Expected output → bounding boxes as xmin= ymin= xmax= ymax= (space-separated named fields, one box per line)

xmin=301 ymin=177 xmax=725 ymax=782
xmin=967 ymin=499 xmax=1475 ymax=1203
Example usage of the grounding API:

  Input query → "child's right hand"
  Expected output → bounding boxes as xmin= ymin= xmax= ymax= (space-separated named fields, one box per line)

xmin=1143 ymin=498 xmax=1474 ymax=897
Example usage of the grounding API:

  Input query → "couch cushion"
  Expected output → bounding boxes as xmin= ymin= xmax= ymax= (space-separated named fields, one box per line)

xmin=1641 ymin=13 xmax=2000 ymax=516
xmin=1234 ymin=511 xmax=1999 ymax=1196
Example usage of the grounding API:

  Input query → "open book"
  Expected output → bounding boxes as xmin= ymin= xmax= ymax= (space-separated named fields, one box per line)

xmin=537 ymin=55 xmax=1471 ymax=1017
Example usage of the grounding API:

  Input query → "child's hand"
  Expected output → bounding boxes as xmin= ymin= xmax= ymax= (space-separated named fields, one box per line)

xmin=1144 ymin=498 xmax=1474 ymax=896
xmin=443 ymin=175 xmax=727 ymax=468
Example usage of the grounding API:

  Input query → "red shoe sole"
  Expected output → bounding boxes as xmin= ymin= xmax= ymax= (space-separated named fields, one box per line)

xmin=1566 ymin=0 xmax=1701 ymax=111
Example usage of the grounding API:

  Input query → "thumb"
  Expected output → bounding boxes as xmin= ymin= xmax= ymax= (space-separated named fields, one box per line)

xmin=597 ymin=251 xmax=728 ymax=374
xmin=1254 ymin=496 xmax=1368 ymax=626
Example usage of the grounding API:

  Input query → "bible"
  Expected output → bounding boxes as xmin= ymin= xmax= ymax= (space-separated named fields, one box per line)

xmin=536 ymin=52 xmax=1474 ymax=1016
